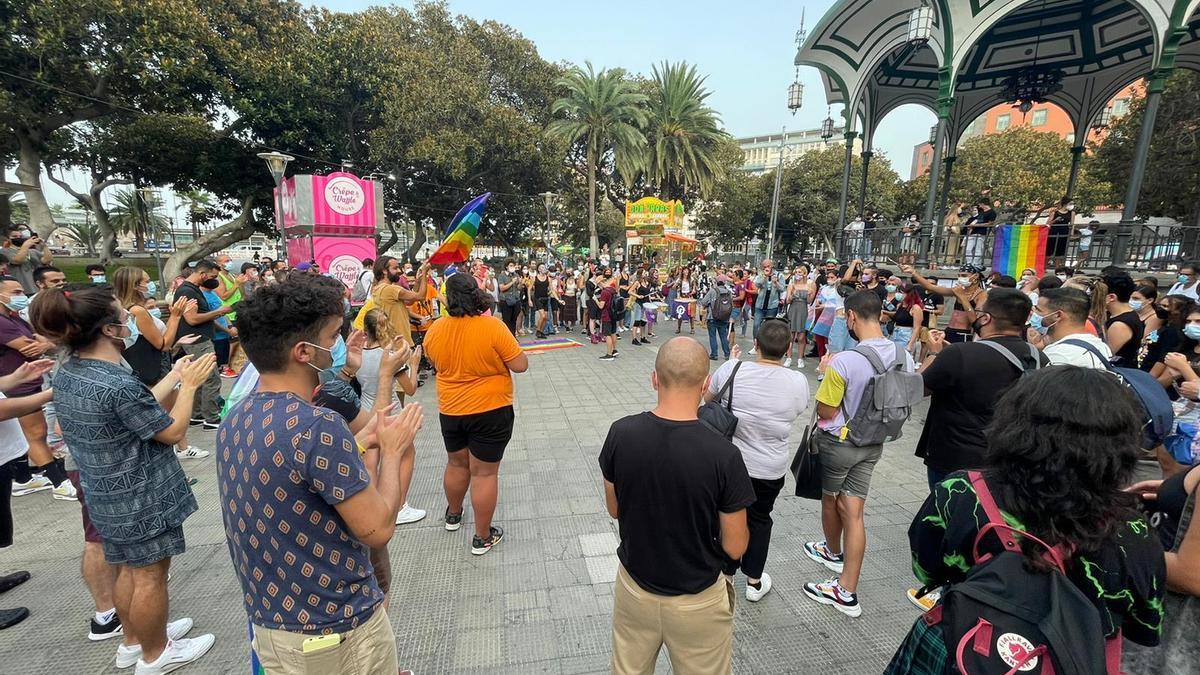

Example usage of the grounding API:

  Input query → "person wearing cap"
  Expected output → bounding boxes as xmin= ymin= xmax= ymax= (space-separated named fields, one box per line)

xmin=698 ymin=274 xmax=733 ymax=360
xmin=902 ymin=262 xmax=989 ymax=344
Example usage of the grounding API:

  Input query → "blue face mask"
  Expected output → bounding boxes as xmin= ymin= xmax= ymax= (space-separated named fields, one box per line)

xmin=91 ymin=275 xmax=106 ymax=284
xmin=4 ymin=294 xmax=28 ymax=312
xmin=1028 ymin=311 xmax=1058 ymax=336
xmin=1129 ymin=300 xmax=1144 ymax=312
xmin=1179 ymin=275 xmax=1191 ymax=285
xmin=146 ymin=281 xmax=158 ymax=297
xmin=1185 ymin=325 xmax=1200 ymax=341
xmin=225 ymin=261 xmax=238 ymax=273
xmin=885 ymin=285 xmax=898 ymax=293
xmin=113 ymin=314 xmax=139 ymax=349
xmin=148 ymin=308 xmax=162 ymax=320
xmin=330 ymin=335 xmax=348 ymax=372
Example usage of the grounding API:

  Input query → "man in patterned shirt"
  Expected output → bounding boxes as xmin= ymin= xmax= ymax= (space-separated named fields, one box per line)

xmin=218 ymin=274 xmax=424 ymax=673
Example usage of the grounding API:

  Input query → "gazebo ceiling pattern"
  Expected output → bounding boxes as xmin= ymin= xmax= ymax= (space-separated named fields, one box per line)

xmin=796 ymin=0 xmax=1200 ymax=150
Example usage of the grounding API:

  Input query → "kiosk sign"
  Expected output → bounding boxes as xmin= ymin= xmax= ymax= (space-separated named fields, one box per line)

xmin=323 ymin=176 xmax=366 ymax=216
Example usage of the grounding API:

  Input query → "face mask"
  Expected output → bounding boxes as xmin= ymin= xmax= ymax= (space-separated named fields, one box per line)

xmin=146 ymin=281 xmax=158 ymax=297
xmin=1179 ymin=275 xmax=1191 ymax=285
xmin=825 ymin=279 xmax=837 ymax=287
xmin=794 ymin=274 xmax=803 ymax=281
xmin=225 ymin=261 xmax=237 ymax=273
xmin=971 ymin=313 xmax=989 ymax=336
xmin=201 ymin=277 xmax=220 ymax=290
xmin=1028 ymin=311 xmax=1058 ymax=336
xmin=956 ymin=277 xmax=970 ymax=287
xmin=148 ymin=308 xmax=162 ymax=320
xmin=4 ymin=294 xmax=28 ymax=312
xmin=111 ymin=314 xmax=139 ymax=349
xmin=885 ymin=284 xmax=898 ymax=293
xmin=302 ymin=341 xmax=335 ymax=374
xmin=330 ymin=335 xmax=347 ymax=372
xmin=91 ymin=275 xmax=106 ymax=284
xmin=1185 ymin=325 xmax=1200 ymax=341
xmin=862 ymin=274 xmax=873 ymax=283
xmin=1129 ymin=300 xmax=1145 ymax=312
xmin=1057 ymin=274 xmax=1068 ymax=281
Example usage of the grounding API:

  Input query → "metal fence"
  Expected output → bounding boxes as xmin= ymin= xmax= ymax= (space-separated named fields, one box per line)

xmin=838 ymin=222 xmax=1200 ymax=272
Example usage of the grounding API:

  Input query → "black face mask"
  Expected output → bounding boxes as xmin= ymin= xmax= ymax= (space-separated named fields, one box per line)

xmin=201 ymin=278 xmax=220 ymax=290
xmin=971 ymin=313 xmax=990 ymax=336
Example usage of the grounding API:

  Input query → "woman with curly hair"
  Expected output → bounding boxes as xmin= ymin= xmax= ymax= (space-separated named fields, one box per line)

xmin=897 ymin=366 xmax=1165 ymax=660
xmin=422 ymin=273 xmax=528 ymax=555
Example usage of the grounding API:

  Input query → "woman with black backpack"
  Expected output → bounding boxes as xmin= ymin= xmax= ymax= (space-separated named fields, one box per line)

xmin=888 ymin=366 xmax=1165 ymax=674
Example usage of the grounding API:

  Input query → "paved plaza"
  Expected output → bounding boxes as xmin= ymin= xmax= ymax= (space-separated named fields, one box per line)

xmin=4 ymin=330 xmax=936 ymax=674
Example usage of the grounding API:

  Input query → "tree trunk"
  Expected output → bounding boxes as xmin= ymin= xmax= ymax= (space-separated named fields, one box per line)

xmin=0 ymin=166 xmax=10 ymax=231
xmin=404 ymin=220 xmax=427 ymax=265
xmin=163 ymin=196 xmax=255 ymax=282
xmin=134 ymin=226 xmax=145 ymax=252
xmin=14 ymin=130 xmax=57 ymax=238
xmin=588 ymin=144 xmax=598 ymax=255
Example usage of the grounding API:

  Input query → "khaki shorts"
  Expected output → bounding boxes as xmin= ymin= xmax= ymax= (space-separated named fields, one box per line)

xmin=251 ymin=606 xmax=396 ymax=675
xmin=611 ymin=565 xmax=734 ymax=675
xmin=814 ymin=430 xmax=883 ymax=500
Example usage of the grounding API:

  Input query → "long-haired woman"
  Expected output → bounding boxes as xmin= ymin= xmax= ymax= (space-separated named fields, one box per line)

xmin=32 ymin=284 xmax=217 ymax=670
xmin=784 ymin=265 xmax=812 ymax=367
xmin=886 ymin=280 xmax=924 ymax=356
xmin=421 ymin=274 xmax=528 ymax=555
xmin=895 ymin=367 xmax=1164 ymax=666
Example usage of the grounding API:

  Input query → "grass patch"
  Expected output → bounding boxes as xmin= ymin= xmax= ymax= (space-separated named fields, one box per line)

xmin=53 ymin=258 xmax=163 ymax=283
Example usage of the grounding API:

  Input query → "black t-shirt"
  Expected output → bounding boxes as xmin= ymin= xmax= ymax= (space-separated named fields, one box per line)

xmin=916 ymin=336 xmax=1049 ymax=473
xmin=967 ymin=208 xmax=996 ymax=235
xmin=893 ymin=302 xmax=916 ymax=328
xmin=921 ymin=292 xmax=944 ymax=328
xmin=598 ymin=412 xmax=755 ymax=596
xmin=174 ymin=280 xmax=215 ymax=342
xmin=1105 ymin=310 xmax=1145 ymax=366
xmin=1141 ymin=325 xmax=1185 ymax=372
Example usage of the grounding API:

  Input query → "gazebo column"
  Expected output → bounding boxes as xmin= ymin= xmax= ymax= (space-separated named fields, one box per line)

xmin=1066 ymin=145 xmax=1085 ymax=198
xmin=1115 ymin=70 xmax=1168 ymax=264
xmin=937 ymin=155 xmax=956 ymax=224
xmin=835 ymin=130 xmax=858 ymax=259
xmin=922 ymin=94 xmax=953 ymax=266
xmin=856 ymin=150 xmax=873 ymax=216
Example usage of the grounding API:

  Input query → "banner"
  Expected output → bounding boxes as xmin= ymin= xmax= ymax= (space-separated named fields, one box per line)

xmin=991 ymin=224 xmax=1048 ymax=277
xmin=625 ymin=197 xmax=684 ymax=239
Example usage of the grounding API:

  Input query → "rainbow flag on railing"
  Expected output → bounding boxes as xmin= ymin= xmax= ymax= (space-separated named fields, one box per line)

xmin=991 ymin=224 xmax=1048 ymax=277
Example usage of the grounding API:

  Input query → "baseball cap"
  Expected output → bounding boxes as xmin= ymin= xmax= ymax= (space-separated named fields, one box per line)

xmin=717 ymin=273 xmax=729 ymax=283
xmin=296 ymin=262 xmax=313 ymax=272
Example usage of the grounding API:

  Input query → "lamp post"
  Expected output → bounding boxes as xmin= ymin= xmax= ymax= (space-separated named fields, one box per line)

xmin=540 ymin=191 xmax=556 ymax=262
xmin=137 ymin=187 xmax=164 ymax=295
xmin=257 ymin=152 xmax=294 ymax=263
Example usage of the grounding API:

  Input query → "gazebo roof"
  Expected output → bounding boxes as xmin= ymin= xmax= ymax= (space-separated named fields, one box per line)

xmin=796 ymin=0 xmax=1200 ymax=149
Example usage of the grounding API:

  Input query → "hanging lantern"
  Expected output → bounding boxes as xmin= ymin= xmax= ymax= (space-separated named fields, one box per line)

xmin=787 ymin=80 xmax=803 ymax=115
xmin=907 ymin=3 xmax=934 ymax=44
xmin=820 ymin=113 xmax=835 ymax=142
xmin=928 ymin=124 xmax=939 ymax=144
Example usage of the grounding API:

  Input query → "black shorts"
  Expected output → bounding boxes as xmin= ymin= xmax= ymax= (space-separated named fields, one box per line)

xmin=602 ymin=320 xmax=618 ymax=336
xmin=440 ymin=405 xmax=514 ymax=463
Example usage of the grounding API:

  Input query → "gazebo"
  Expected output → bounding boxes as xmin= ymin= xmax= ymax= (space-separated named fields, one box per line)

xmin=795 ymin=0 xmax=1200 ymax=264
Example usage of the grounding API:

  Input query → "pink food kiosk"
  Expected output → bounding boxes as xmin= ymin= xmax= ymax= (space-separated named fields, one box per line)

xmin=274 ymin=171 xmax=383 ymax=291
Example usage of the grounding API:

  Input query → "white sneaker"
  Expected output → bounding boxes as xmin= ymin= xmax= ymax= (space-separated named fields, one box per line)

xmin=745 ymin=572 xmax=773 ymax=602
xmin=52 ymin=479 xmax=78 ymax=501
xmin=115 ymin=618 xmax=195 ymax=668
xmin=783 ymin=357 xmax=791 ymax=368
xmin=795 ymin=359 xmax=805 ymax=370
xmin=133 ymin=635 xmax=215 ymax=675
xmin=12 ymin=474 xmax=52 ymax=496
xmin=174 ymin=446 xmax=210 ymax=460
xmin=395 ymin=503 xmax=427 ymax=525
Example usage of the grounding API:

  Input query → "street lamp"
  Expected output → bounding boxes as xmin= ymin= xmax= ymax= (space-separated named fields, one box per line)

xmin=787 ymin=79 xmax=803 ymax=115
xmin=820 ymin=108 xmax=835 ymax=143
xmin=540 ymin=191 xmax=556 ymax=261
xmin=137 ymin=187 xmax=164 ymax=295
xmin=257 ymin=151 xmax=293 ymax=261
xmin=929 ymin=124 xmax=939 ymax=145
xmin=907 ymin=2 xmax=934 ymax=45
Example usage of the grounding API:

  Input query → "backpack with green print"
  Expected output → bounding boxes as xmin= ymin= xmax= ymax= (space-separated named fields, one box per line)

xmin=885 ymin=471 xmax=1121 ymax=675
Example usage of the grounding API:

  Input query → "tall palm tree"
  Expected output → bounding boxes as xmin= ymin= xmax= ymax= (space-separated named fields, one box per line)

xmin=547 ymin=63 xmax=648 ymax=254
xmin=108 ymin=188 xmax=168 ymax=252
xmin=59 ymin=217 xmax=102 ymax=256
xmin=645 ymin=62 xmax=728 ymax=200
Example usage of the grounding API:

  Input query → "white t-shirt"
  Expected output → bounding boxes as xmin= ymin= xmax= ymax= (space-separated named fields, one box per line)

xmin=0 ymin=393 xmax=30 ymax=465
xmin=357 ymin=348 xmax=401 ymax=410
xmin=1167 ymin=280 xmax=1200 ymax=301
xmin=1043 ymin=332 xmax=1112 ymax=369
xmin=707 ymin=360 xmax=810 ymax=480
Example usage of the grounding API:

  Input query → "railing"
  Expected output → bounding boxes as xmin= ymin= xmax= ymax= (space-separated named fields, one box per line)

xmin=837 ymin=222 xmax=1200 ymax=273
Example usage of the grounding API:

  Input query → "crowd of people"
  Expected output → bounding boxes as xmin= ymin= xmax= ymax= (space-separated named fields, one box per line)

xmin=0 ymin=226 xmax=1198 ymax=673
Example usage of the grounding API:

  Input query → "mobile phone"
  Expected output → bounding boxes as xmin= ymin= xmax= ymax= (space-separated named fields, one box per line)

xmin=301 ymin=634 xmax=342 ymax=654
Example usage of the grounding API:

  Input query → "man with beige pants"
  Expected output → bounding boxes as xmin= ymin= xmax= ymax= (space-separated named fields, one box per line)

xmin=599 ymin=337 xmax=754 ymax=675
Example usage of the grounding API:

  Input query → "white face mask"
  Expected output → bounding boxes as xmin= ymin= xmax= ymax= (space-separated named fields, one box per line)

xmin=956 ymin=277 xmax=971 ymax=287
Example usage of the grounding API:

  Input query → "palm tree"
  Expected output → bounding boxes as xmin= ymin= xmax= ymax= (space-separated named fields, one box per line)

xmin=108 ymin=188 xmax=168 ymax=252
xmin=547 ymin=63 xmax=648 ymax=254
xmin=59 ymin=217 xmax=102 ymax=256
xmin=645 ymin=62 xmax=729 ymax=200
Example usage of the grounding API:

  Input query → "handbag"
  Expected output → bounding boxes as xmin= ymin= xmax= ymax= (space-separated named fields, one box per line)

xmin=697 ymin=361 xmax=742 ymax=440
xmin=790 ymin=409 xmax=823 ymax=500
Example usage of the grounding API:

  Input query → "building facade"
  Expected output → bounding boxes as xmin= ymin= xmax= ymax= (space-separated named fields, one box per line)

xmin=737 ymin=127 xmax=861 ymax=175
xmin=910 ymin=82 xmax=1143 ymax=179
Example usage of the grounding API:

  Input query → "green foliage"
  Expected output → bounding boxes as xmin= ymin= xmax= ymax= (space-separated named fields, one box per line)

xmin=1088 ymin=71 xmax=1200 ymax=224
xmin=107 ymin=189 xmax=169 ymax=251
xmin=694 ymin=171 xmax=770 ymax=248
xmin=643 ymin=62 xmax=729 ymax=200
xmin=58 ymin=218 xmax=102 ymax=256
xmin=775 ymin=146 xmax=902 ymax=250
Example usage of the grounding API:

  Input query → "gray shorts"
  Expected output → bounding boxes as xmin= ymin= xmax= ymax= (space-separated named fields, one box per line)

xmin=101 ymin=525 xmax=185 ymax=568
xmin=814 ymin=431 xmax=883 ymax=499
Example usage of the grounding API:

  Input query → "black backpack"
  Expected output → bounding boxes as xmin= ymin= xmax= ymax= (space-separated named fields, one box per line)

xmin=886 ymin=471 xmax=1120 ymax=675
xmin=710 ymin=286 xmax=733 ymax=322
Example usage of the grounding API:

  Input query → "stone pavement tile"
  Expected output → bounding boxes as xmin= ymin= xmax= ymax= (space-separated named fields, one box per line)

xmin=583 ymin=555 xmax=618 ymax=584
xmin=548 ymin=584 xmax=603 ymax=619
xmin=545 ymin=557 xmax=592 ymax=587
xmin=559 ymin=652 xmax=611 ymax=674
xmin=554 ymin=616 xmax=611 ymax=657
xmin=504 ymin=619 xmax=560 ymax=664
xmin=578 ymin=532 xmax=619 ymax=557
xmin=453 ymin=627 xmax=506 ymax=669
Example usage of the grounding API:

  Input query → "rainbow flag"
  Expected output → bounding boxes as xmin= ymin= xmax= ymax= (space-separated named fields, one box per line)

xmin=429 ymin=192 xmax=491 ymax=265
xmin=991 ymin=224 xmax=1048 ymax=278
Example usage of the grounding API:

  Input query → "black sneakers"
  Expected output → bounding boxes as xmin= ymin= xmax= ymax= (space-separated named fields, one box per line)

xmin=89 ymin=612 xmax=123 ymax=641
xmin=0 ymin=607 xmax=29 ymax=630
xmin=599 ymin=353 xmax=616 ymax=361
xmin=471 ymin=526 xmax=504 ymax=556
xmin=444 ymin=509 xmax=463 ymax=532
xmin=0 ymin=571 xmax=30 ymax=595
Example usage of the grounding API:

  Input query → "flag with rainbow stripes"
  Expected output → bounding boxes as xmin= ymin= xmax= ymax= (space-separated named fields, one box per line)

xmin=990 ymin=224 xmax=1048 ymax=278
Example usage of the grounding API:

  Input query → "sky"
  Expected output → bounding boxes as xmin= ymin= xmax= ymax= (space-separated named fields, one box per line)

xmin=30 ymin=0 xmax=934 ymax=213
xmin=318 ymin=0 xmax=934 ymax=176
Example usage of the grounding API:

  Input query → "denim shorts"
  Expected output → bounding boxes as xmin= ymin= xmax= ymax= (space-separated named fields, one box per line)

xmin=828 ymin=316 xmax=858 ymax=353
xmin=101 ymin=525 xmax=185 ymax=568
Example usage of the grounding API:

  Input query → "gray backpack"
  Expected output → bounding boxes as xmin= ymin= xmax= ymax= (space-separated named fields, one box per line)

xmin=844 ymin=345 xmax=924 ymax=447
